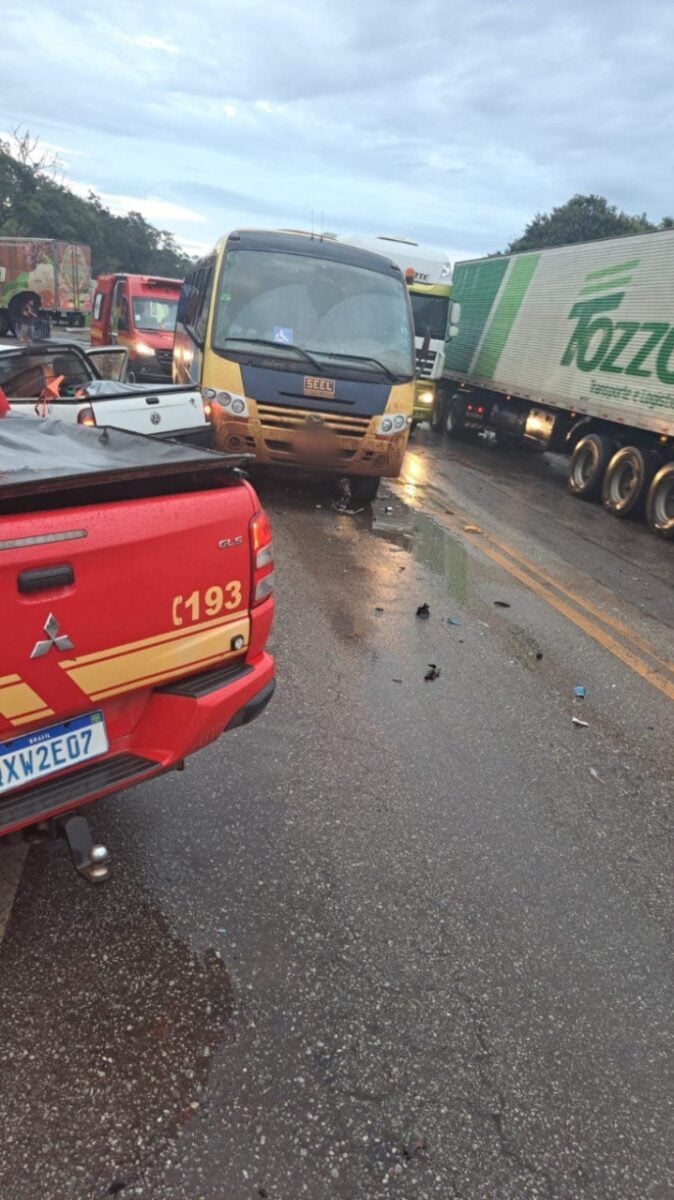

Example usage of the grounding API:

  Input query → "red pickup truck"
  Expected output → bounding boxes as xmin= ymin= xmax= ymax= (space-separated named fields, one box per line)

xmin=0 ymin=417 xmax=275 ymax=879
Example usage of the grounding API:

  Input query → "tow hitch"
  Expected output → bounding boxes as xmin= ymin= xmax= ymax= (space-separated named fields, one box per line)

xmin=59 ymin=813 xmax=111 ymax=883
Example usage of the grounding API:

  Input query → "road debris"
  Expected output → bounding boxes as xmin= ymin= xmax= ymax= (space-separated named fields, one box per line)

xmin=392 ymin=677 xmax=402 ymax=683
xmin=107 ymin=1180 xmax=127 ymax=1196
xmin=574 ymin=685 xmax=586 ymax=698
xmin=416 ymin=603 xmax=430 ymax=619
xmin=464 ymin=524 xmax=482 ymax=534
xmin=446 ymin=617 xmax=461 ymax=626
xmin=589 ymin=767 xmax=603 ymax=782
xmin=332 ymin=500 xmax=364 ymax=515
xmin=535 ymin=651 xmax=543 ymax=660
xmin=375 ymin=606 xmax=385 ymax=614
xmin=572 ymin=716 xmax=589 ymax=728
xmin=494 ymin=600 xmax=511 ymax=608
xmin=385 ymin=505 xmax=394 ymax=513
xmin=403 ymin=1134 xmax=428 ymax=1160
xmin=424 ymin=664 xmax=441 ymax=681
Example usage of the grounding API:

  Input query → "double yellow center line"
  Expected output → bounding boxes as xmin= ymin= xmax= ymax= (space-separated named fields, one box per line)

xmin=396 ymin=480 xmax=674 ymax=704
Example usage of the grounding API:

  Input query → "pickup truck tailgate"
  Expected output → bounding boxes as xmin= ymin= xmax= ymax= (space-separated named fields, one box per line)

xmin=1 ymin=484 xmax=256 ymax=734
xmin=89 ymin=385 xmax=207 ymax=436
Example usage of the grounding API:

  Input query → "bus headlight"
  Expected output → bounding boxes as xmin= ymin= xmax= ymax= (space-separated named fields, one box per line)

xmin=376 ymin=413 xmax=410 ymax=437
xmin=417 ymin=389 xmax=434 ymax=406
xmin=213 ymin=391 xmax=249 ymax=417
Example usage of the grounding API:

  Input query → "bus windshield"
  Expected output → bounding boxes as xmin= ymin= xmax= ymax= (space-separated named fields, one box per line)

xmin=213 ymin=249 xmax=414 ymax=379
xmin=410 ymin=292 xmax=449 ymax=341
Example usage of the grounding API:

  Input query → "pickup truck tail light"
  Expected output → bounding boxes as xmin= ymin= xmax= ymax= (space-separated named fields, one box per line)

xmin=250 ymin=510 xmax=274 ymax=605
xmin=77 ymin=406 xmax=96 ymax=427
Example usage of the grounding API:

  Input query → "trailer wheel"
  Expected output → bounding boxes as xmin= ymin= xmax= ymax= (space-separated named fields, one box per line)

xmin=645 ymin=463 xmax=674 ymax=539
xmin=568 ymin=433 xmax=617 ymax=500
xmin=444 ymin=398 xmax=467 ymax=440
xmin=602 ymin=446 xmax=658 ymax=517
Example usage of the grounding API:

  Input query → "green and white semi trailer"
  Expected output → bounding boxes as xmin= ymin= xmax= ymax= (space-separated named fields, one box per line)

xmin=433 ymin=230 xmax=674 ymax=537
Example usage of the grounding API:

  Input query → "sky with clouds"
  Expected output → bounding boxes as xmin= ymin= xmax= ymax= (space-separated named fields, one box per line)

xmin=1 ymin=0 xmax=672 ymax=264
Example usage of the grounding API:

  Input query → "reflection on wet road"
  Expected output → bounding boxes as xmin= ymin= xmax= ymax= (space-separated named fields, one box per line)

xmin=0 ymin=432 xmax=672 ymax=1199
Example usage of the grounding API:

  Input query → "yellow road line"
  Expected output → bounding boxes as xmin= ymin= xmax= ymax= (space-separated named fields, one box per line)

xmin=469 ymin=535 xmax=674 ymax=704
xmin=395 ymin=476 xmax=674 ymax=703
xmin=483 ymin=528 xmax=674 ymax=676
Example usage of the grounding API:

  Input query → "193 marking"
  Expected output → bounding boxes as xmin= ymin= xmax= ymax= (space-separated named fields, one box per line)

xmin=172 ymin=582 xmax=242 ymax=626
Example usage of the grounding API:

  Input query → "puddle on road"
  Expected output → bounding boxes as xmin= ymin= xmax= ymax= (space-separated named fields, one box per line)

xmin=369 ymin=501 xmax=469 ymax=607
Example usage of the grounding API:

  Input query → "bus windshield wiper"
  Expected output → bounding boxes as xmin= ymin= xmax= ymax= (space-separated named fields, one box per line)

xmin=307 ymin=351 xmax=398 ymax=382
xmin=222 ymin=338 xmax=323 ymax=373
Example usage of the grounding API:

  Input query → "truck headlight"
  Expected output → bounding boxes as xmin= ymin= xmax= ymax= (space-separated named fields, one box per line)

xmin=135 ymin=341 xmax=155 ymax=356
xmin=418 ymin=390 xmax=434 ymax=406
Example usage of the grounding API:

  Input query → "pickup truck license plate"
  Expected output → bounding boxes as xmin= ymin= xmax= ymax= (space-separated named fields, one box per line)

xmin=0 ymin=712 xmax=108 ymax=795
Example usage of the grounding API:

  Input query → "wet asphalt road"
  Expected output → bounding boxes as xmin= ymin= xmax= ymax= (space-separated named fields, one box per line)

xmin=0 ymin=428 xmax=672 ymax=1200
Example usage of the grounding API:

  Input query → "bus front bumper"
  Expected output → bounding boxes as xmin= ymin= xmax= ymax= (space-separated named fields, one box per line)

xmin=211 ymin=409 xmax=410 ymax=478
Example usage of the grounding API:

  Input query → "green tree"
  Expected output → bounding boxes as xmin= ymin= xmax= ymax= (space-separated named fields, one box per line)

xmin=507 ymin=194 xmax=656 ymax=253
xmin=0 ymin=135 xmax=194 ymax=278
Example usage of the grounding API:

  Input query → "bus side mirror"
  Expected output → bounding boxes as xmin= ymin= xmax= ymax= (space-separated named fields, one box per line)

xmin=449 ymin=301 xmax=461 ymax=324
xmin=448 ymin=324 xmax=459 ymax=340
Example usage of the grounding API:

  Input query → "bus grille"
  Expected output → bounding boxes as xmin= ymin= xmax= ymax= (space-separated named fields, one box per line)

xmin=257 ymin=405 xmax=370 ymax=439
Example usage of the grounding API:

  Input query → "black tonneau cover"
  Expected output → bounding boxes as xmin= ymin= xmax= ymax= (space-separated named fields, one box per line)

xmin=0 ymin=416 xmax=249 ymax=504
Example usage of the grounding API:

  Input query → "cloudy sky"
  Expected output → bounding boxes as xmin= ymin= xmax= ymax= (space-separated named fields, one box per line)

xmin=1 ymin=0 xmax=672 ymax=263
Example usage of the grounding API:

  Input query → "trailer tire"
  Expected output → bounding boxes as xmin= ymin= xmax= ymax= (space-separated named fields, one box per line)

xmin=645 ymin=463 xmax=674 ymax=539
xmin=568 ymin=433 xmax=617 ymax=500
xmin=602 ymin=446 xmax=658 ymax=517
xmin=444 ymin=397 xmax=467 ymax=440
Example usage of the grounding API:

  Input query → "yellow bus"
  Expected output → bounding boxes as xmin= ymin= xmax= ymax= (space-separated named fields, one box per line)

xmin=173 ymin=229 xmax=415 ymax=502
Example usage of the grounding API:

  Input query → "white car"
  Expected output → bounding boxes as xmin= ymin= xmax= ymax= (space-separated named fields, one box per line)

xmin=1 ymin=340 xmax=212 ymax=446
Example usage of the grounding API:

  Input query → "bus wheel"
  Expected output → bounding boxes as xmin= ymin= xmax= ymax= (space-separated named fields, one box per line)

xmin=602 ymin=446 xmax=658 ymax=517
xmin=645 ymin=463 xmax=674 ymax=538
xmin=349 ymin=475 xmax=380 ymax=505
xmin=568 ymin=433 xmax=616 ymax=500
xmin=444 ymin=398 xmax=467 ymax=440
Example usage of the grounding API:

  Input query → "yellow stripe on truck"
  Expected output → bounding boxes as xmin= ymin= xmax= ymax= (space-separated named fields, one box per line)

xmin=0 ymin=676 xmax=54 ymax=728
xmin=60 ymin=615 xmax=250 ymax=701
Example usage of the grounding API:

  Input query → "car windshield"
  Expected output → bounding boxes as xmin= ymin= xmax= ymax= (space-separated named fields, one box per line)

xmin=132 ymin=298 xmax=178 ymax=332
xmin=213 ymin=248 xmax=414 ymax=379
xmin=0 ymin=349 xmax=92 ymax=397
xmin=410 ymin=292 xmax=450 ymax=341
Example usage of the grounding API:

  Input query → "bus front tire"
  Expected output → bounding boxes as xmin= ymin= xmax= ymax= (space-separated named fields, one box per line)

xmin=349 ymin=476 xmax=380 ymax=505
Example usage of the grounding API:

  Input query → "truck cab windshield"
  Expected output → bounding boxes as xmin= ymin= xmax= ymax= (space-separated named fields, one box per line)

xmin=132 ymin=298 xmax=178 ymax=332
xmin=213 ymin=249 xmax=414 ymax=379
xmin=410 ymin=293 xmax=449 ymax=341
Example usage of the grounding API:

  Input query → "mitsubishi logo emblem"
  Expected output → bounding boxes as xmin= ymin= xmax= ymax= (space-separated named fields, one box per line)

xmin=30 ymin=613 xmax=74 ymax=659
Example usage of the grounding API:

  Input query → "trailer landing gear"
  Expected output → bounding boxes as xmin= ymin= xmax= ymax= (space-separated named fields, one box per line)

xmin=59 ymin=814 xmax=111 ymax=883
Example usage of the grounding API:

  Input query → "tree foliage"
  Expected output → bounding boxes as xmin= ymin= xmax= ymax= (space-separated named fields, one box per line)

xmin=507 ymin=194 xmax=673 ymax=254
xmin=0 ymin=134 xmax=193 ymax=278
